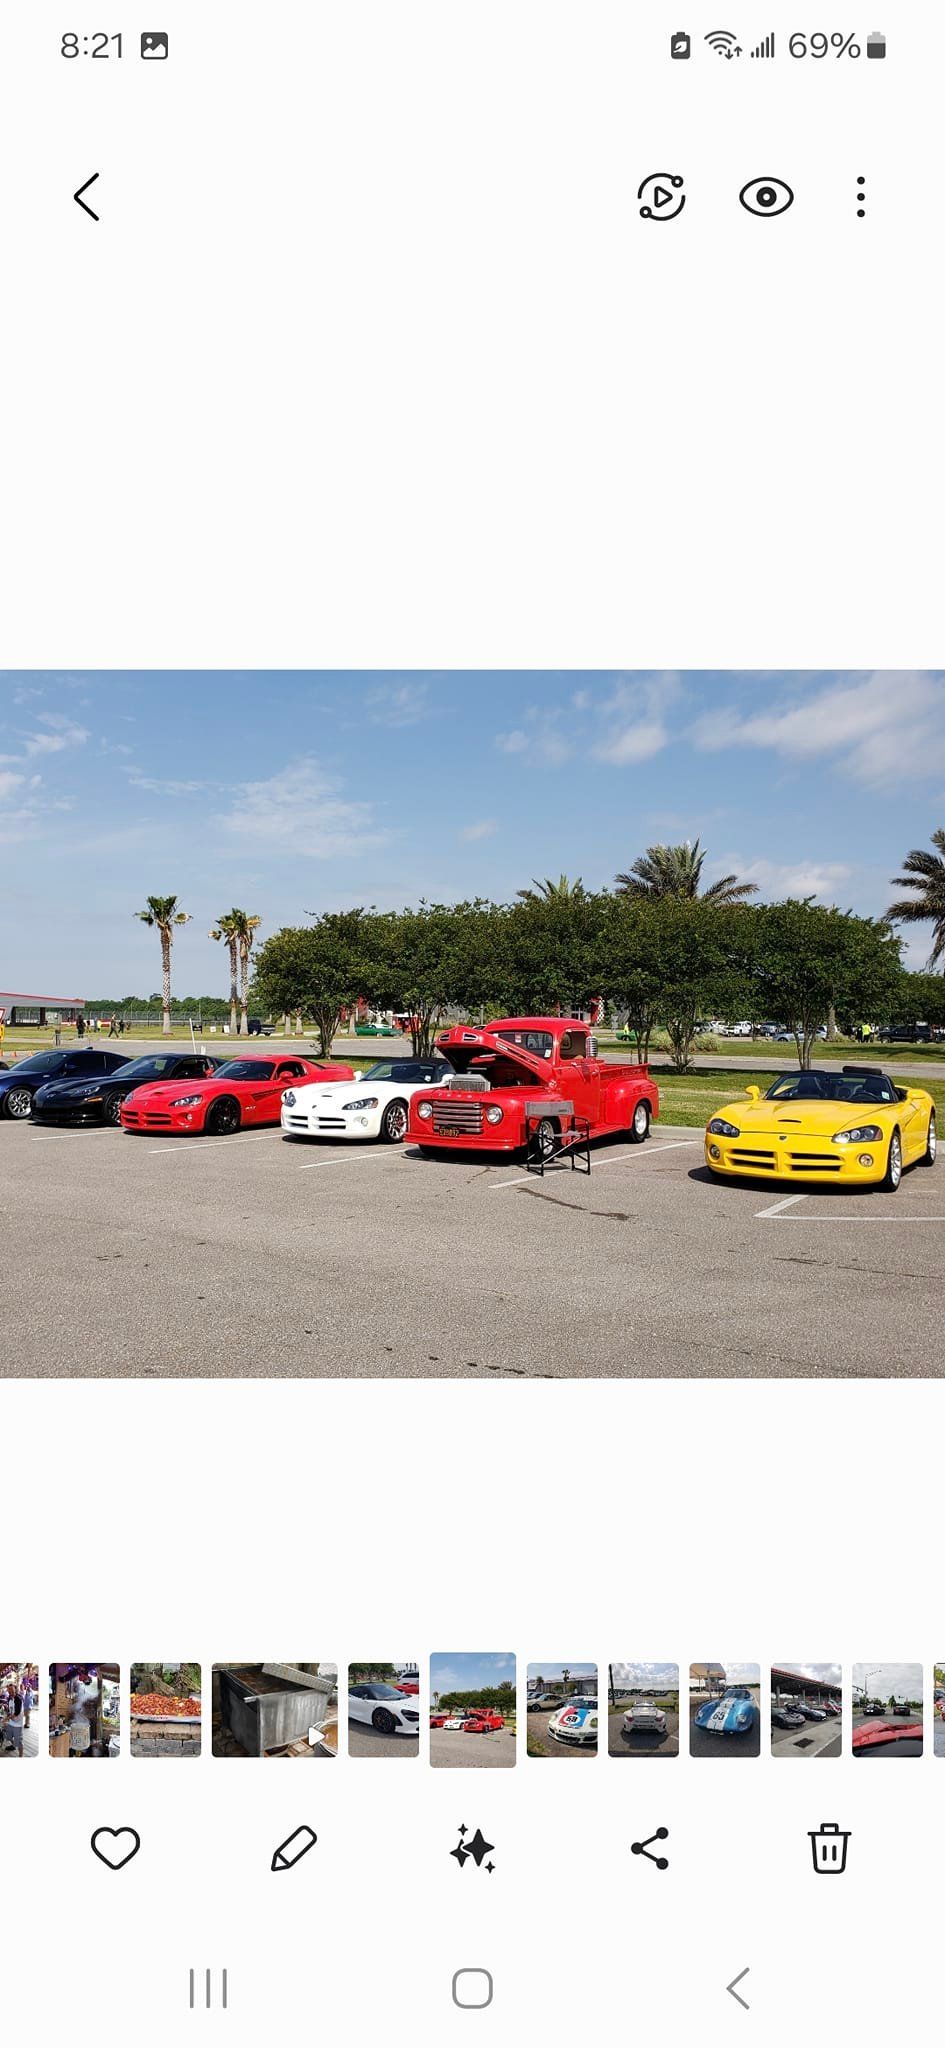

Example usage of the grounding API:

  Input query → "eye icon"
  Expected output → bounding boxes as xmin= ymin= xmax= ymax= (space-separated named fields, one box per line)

xmin=739 ymin=176 xmax=794 ymax=216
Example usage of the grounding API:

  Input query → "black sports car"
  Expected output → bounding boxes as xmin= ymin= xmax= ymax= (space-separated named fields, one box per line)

xmin=0 ymin=1047 xmax=130 ymax=1121
xmin=32 ymin=1051 xmax=222 ymax=1125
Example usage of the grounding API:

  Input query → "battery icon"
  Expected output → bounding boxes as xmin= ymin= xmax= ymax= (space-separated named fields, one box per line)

xmin=671 ymin=30 xmax=691 ymax=58
xmin=809 ymin=1822 xmax=851 ymax=1875
xmin=866 ymin=30 xmax=886 ymax=56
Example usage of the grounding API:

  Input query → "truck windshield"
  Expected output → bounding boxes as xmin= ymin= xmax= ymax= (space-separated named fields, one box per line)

xmin=495 ymin=1029 xmax=553 ymax=1056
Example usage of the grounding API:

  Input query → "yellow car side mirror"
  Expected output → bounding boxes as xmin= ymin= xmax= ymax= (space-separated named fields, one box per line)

xmin=745 ymin=1084 xmax=761 ymax=1101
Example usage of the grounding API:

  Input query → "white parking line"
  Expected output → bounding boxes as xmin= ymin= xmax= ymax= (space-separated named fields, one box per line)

xmin=488 ymin=1138 xmax=700 ymax=1192
xmin=755 ymin=1194 xmax=808 ymax=1218
xmin=761 ymin=1213 xmax=945 ymax=1224
xmin=146 ymin=1134 xmax=271 ymax=1155
xmin=297 ymin=1150 xmax=392 ymax=1171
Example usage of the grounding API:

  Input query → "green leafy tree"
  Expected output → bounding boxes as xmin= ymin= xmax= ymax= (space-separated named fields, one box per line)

xmin=375 ymin=901 xmax=511 ymax=1054
xmin=251 ymin=909 xmax=371 ymax=1056
xmin=233 ymin=909 xmax=263 ymax=1032
xmin=752 ymin=900 xmax=902 ymax=1067
xmin=516 ymin=874 xmax=586 ymax=903
xmin=615 ymin=838 xmax=758 ymax=906
xmin=887 ymin=828 xmax=945 ymax=968
xmin=134 ymin=895 xmax=191 ymax=1035
xmin=506 ymin=889 xmax=606 ymax=1018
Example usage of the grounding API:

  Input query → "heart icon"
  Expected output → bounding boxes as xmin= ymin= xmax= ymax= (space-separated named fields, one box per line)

xmin=91 ymin=1826 xmax=141 ymax=1871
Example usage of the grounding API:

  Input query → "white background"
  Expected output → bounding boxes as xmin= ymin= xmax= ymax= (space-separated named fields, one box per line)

xmin=2 ymin=2 xmax=943 ymax=2035
xmin=0 ymin=0 xmax=942 ymax=665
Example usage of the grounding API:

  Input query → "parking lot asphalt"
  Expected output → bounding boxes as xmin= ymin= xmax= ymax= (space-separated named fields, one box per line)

xmin=689 ymin=1694 xmax=762 ymax=1757
xmin=770 ymin=1718 xmax=842 ymax=1758
xmin=526 ymin=1708 xmax=597 ymax=1758
xmin=348 ymin=1722 xmax=419 ymax=1760
xmin=2 ymin=1118 xmax=943 ymax=1376
xmin=934 ymin=1717 xmax=945 ymax=1758
xmin=608 ymin=1706 xmax=680 ymax=1756
xmin=430 ymin=1726 xmax=515 ymax=1767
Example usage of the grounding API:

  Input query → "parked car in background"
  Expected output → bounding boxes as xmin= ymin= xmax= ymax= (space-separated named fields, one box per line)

xmin=0 ymin=1047 xmax=130 ymax=1120
xmin=548 ymin=1697 xmax=598 ymax=1746
xmin=247 ymin=1017 xmax=275 ymax=1036
xmin=771 ymin=1706 xmax=807 ymax=1729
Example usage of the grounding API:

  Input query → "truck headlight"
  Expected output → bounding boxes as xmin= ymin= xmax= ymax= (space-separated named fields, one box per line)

xmin=417 ymin=1101 xmax=433 ymax=1120
xmin=708 ymin=1118 xmax=740 ymax=1138
xmin=832 ymin=1124 xmax=882 ymax=1144
xmin=485 ymin=1104 xmax=503 ymax=1124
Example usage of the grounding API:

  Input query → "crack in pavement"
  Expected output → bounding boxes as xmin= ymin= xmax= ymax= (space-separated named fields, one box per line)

xmin=518 ymin=1187 xmax=632 ymax=1222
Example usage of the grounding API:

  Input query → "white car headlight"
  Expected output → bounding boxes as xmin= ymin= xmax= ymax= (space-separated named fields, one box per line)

xmin=171 ymin=1094 xmax=203 ymax=1107
xmin=417 ymin=1101 xmax=433 ymax=1120
xmin=832 ymin=1124 xmax=883 ymax=1144
xmin=282 ymin=1089 xmax=296 ymax=1106
xmin=485 ymin=1104 xmax=503 ymax=1124
xmin=342 ymin=1096 xmax=379 ymax=1111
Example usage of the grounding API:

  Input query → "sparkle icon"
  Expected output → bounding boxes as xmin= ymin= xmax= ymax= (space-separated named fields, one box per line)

xmin=450 ymin=1825 xmax=496 ymax=1873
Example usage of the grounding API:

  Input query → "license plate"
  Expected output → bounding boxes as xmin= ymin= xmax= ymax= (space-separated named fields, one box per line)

xmin=438 ymin=1126 xmax=466 ymax=1137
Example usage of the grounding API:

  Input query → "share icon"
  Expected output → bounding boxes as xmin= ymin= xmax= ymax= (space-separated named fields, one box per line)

xmin=630 ymin=1826 xmax=669 ymax=1871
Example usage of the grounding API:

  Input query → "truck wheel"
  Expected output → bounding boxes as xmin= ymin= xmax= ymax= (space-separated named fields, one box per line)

xmin=628 ymin=1102 xmax=650 ymax=1144
xmin=533 ymin=1117 xmax=558 ymax=1162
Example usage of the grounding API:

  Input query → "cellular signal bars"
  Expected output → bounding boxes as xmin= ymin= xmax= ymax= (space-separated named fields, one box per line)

xmin=750 ymin=32 xmax=775 ymax=57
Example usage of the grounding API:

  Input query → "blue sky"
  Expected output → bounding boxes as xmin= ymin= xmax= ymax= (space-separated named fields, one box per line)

xmin=2 ymin=671 xmax=943 ymax=992
xmin=430 ymin=1652 xmax=516 ymax=1692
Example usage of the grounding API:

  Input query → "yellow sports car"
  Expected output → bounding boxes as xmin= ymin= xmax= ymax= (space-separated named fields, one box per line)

xmin=704 ymin=1064 xmax=936 ymax=1191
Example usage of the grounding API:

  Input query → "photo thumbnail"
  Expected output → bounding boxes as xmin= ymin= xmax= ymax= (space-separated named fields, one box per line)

xmin=430 ymin=1654 xmax=516 ymax=1766
xmin=935 ymin=1668 xmax=945 ymax=1756
xmin=0 ymin=1664 xmax=38 ymax=1758
xmin=608 ymin=1663 xmax=679 ymax=1756
xmin=689 ymin=1663 xmax=761 ymax=1756
xmin=852 ymin=1664 xmax=923 ymax=1756
xmin=348 ymin=1661 xmax=420 ymax=1756
xmin=527 ymin=1664 xmax=598 ymax=1757
xmin=770 ymin=1665 xmax=842 ymax=1756
xmin=49 ymin=1664 xmax=120 ymax=1757
xmin=212 ymin=1662 xmax=337 ymax=1757
xmin=130 ymin=1664 xmax=202 ymax=1757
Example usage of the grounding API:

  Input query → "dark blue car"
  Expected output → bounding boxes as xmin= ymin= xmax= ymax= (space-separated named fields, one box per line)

xmin=0 ymin=1047 xmax=130 ymax=1121
xmin=32 ymin=1050 xmax=222 ymax=1126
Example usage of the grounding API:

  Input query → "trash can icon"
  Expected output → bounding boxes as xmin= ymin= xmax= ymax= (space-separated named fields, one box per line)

xmin=809 ymin=1822 xmax=851 ymax=1874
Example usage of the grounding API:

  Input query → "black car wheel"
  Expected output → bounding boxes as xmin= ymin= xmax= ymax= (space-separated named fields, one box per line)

xmin=5 ymin=1087 xmax=34 ymax=1120
xmin=380 ymin=1098 xmax=409 ymax=1143
xmin=628 ymin=1101 xmax=650 ymax=1144
xmin=205 ymin=1097 xmax=240 ymax=1136
xmin=105 ymin=1095 xmax=124 ymax=1126
xmin=372 ymin=1708 xmax=398 ymax=1735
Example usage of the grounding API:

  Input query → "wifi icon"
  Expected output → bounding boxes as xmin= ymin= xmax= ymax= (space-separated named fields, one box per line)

xmin=705 ymin=28 xmax=742 ymax=56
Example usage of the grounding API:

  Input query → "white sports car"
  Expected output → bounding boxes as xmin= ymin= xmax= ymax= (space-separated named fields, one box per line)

xmin=622 ymin=1700 xmax=667 ymax=1735
xmin=347 ymin=1683 xmax=421 ymax=1737
xmin=281 ymin=1058 xmax=453 ymax=1144
xmin=548 ymin=1696 xmax=599 ymax=1746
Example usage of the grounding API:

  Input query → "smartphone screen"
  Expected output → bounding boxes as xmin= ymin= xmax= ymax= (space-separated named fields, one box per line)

xmin=0 ymin=1 xmax=941 ymax=2034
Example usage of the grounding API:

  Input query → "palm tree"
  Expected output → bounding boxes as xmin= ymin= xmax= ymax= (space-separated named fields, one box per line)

xmin=134 ymin=895 xmax=191 ymax=1035
xmin=231 ymin=909 xmax=263 ymax=1032
xmin=887 ymin=828 xmax=945 ymax=968
xmin=210 ymin=912 xmax=241 ymax=1036
xmin=614 ymin=838 xmax=758 ymax=904
xmin=516 ymin=874 xmax=586 ymax=902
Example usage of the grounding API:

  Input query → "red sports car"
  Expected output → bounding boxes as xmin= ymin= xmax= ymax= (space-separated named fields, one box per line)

xmin=120 ymin=1055 xmax=353 ymax=1136
xmin=463 ymin=1712 xmax=504 ymax=1733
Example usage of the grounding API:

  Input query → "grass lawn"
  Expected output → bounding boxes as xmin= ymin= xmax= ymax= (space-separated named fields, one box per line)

xmin=656 ymin=1069 xmax=945 ymax=1129
xmin=600 ymin=1032 xmax=945 ymax=1064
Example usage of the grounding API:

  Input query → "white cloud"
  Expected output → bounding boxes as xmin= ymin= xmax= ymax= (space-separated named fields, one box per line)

xmin=496 ymin=729 xmax=528 ymax=754
xmin=0 ymin=770 xmax=26 ymax=801
xmin=364 ymin=682 xmax=429 ymax=727
xmin=22 ymin=713 xmax=89 ymax=757
xmin=691 ymin=673 xmax=945 ymax=788
xmin=128 ymin=774 xmax=211 ymax=797
xmin=216 ymin=757 xmax=389 ymax=859
xmin=721 ymin=856 xmax=853 ymax=903
xmin=590 ymin=677 xmax=675 ymax=766
xmin=460 ymin=818 xmax=499 ymax=841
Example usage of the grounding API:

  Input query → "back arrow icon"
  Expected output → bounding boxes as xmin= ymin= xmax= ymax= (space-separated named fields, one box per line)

xmin=727 ymin=1967 xmax=750 ymax=2010
xmin=74 ymin=173 xmax=100 ymax=220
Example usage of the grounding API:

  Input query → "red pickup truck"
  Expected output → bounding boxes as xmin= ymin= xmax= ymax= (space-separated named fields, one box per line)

xmin=407 ymin=1015 xmax=659 ymax=1159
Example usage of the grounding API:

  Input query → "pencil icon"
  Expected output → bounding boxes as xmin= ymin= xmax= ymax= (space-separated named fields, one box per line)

xmin=271 ymin=1824 xmax=317 ymax=1872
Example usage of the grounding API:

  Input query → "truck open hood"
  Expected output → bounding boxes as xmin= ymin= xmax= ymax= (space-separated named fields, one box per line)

xmin=434 ymin=1025 xmax=552 ymax=1087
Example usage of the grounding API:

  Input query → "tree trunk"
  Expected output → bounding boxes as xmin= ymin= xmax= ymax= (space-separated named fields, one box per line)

xmin=229 ymin=939 xmax=239 ymax=1036
xmin=161 ymin=934 xmax=172 ymax=1036
xmin=239 ymin=942 xmax=250 ymax=1034
xmin=826 ymin=1000 xmax=838 ymax=1040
